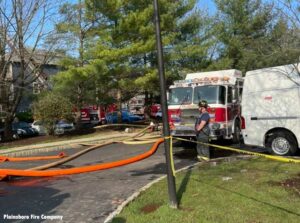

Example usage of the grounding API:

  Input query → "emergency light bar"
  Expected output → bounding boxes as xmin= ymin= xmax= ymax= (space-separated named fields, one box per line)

xmin=173 ymin=76 xmax=231 ymax=87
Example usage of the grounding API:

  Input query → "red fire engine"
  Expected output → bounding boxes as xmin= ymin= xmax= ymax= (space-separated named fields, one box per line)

xmin=80 ymin=104 xmax=117 ymax=125
xmin=149 ymin=104 xmax=161 ymax=118
xmin=168 ymin=69 xmax=244 ymax=142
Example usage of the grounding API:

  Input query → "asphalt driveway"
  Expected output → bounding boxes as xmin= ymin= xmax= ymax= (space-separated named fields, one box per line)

xmin=0 ymin=141 xmax=198 ymax=223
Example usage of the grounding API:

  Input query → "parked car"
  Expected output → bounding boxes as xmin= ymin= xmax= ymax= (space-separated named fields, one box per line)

xmin=54 ymin=120 xmax=75 ymax=135
xmin=105 ymin=110 xmax=144 ymax=124
xmin=0 ymin=122 xmax=21 ymax=142
xmin=31 ymin=120 xmax=75 ymax=135
xmin=31 ymin=120 xmax=47 ymax=135
xmin=12 ymin=121 xmax=39 ymax=138
xmin=0 ymin=128 xmax=19 ymax=142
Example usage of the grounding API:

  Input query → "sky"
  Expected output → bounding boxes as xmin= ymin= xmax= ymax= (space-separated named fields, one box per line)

xmin=9 ymin=0 xmax=299 ymax=49
xmin=197 ymin=0 xmax=217 ymax=15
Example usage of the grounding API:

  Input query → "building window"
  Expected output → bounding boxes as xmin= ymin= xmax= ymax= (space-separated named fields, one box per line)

xmin=33 ymin=82 xmax=40 ymax=94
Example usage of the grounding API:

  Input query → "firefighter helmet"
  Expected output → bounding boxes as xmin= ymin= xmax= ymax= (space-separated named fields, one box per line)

xmin=198 ymin=100 xmax=208 ymax=108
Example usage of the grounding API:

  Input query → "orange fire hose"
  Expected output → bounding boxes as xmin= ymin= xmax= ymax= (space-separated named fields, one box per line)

xmin=0 ymin=125 xmax=151 ymax=166
xmin=29 ymin=125 xmax=153 ymax=171
xmin=0 ymin=125 xmax=155 ymax=179
xmin=0 ymin=138 xmax=163 ymax=179
xmin=29 ymin=141 xmax=114 ymax=170
xmin=0 ymin=152 xmax=67 ymax=162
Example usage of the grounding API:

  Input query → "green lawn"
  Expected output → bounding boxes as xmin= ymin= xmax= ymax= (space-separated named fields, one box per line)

xmin=113 ymin=157 xmax=300 ymax=223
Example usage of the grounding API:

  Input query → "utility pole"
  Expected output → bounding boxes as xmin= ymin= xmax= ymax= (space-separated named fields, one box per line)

xmin=153 ymin=0 xmax=178 ymax=208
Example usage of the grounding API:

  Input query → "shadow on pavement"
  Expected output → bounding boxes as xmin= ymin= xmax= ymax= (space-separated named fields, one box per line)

xmin=0 ymin=177 xmax=70 ymax=223
xmin=130 ymin=163 xmax=166 ymax=177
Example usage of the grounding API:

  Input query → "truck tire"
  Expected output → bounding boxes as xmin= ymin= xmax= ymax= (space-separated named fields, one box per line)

xmin=266 ymin=131 xmax=298 ymax=156
xmin=232 ymin=120 xmax=242 ymax=144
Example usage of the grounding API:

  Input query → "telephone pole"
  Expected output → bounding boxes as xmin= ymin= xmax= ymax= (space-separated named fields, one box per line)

xmin=153 ymin=0 xmax=178 ymax=208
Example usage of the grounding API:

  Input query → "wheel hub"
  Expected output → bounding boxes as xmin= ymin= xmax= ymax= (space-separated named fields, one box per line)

xmin=272 ymin=137 xmax=290 ymax=155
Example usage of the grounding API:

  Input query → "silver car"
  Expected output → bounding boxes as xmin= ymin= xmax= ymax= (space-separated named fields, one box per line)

xmin=31 ymin=120 xmax=75 ymax=135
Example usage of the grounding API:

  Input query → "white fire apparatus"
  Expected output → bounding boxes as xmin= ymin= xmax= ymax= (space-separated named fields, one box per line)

xmin=168 ymin=69 xmax=244 ymax=142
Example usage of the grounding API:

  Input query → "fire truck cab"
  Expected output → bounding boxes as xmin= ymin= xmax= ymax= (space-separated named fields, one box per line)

xmin=168 ymin=69 xmax=243 ymax=142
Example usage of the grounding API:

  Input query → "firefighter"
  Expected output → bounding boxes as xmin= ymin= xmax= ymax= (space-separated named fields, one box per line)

xmin=195 ymin=100 xmax=210 ymax=161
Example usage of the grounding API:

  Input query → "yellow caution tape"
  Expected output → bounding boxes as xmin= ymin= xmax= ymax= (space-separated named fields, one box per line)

xmin=170 ymin=136 xmax=176 ymax=176
xmin=173 ymin=136 xmax=300 ymax=164
xmin=122 ymin=135 xmax=176 ymax=176
xmin=122 ymin=140 xmax=159 ymax=145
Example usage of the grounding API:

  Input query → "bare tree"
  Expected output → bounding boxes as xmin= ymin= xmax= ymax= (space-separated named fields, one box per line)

xmin=272 ymin=0 xmax=300 ymax=77
xmin=0 ymin=0 xmax=59 ymax=141
xmin=274 ymin=0 xmax=300 ymax=28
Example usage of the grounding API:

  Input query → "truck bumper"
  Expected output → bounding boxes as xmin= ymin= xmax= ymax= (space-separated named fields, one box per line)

xmin=171 ymin=126 xmax=227 ymax=140
xmin=171 ymin=125 xmax=195 ymax=137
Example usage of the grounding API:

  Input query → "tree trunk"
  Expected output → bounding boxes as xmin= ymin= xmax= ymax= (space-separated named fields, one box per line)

xmin=117 ymin=89 xmax=122 ymax=123
xmin=75 ymin=86 xmax=83 ymax=130
xmin=75 ymin=110 xmax=82 ymax=130
xmin=4 ymin=115 xmax=15 ymax=141
xmin=144 ymin=91 xmax=151 ymax=121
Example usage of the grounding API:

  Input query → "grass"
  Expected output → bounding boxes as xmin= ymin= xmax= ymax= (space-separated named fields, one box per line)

xmin=112 ymin=157 xmax=300 ymax=223
xmin=0 ymin=145 xmax=9 ymax=150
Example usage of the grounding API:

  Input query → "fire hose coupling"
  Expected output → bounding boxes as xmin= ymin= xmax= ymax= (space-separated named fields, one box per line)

xmin=58 ymin=152 xmax=67 ymax=158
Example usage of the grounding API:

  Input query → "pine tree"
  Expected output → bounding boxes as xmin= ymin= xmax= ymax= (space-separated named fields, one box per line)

xmin=52 ymin=0 xmax=110 ymax=127
xmin=210 ymin=0 xmax=274 ymax=72
xmin=85 ymin=0 xmax=213 ymax=104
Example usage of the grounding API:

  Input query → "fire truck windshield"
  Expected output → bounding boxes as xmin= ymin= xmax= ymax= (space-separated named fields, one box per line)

xmin=193 ymin=85 xmax=226 ymax=104
xmin=168 ymin=87 xmax=193 ymax=105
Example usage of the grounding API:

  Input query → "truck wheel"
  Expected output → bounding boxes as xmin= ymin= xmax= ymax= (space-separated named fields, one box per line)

xmin=232 ymin=121 xmax=242 ymax=144
xmin=266 ymin=131 xmax=298 ymax=156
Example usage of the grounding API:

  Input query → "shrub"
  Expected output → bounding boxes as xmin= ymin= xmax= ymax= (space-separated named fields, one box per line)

xmin=33 ymin=92 xmax=75 ymax=135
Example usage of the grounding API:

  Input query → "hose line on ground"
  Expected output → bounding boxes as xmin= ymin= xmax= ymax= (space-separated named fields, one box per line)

xmin=0 ymin=138 xmax=164 ymax=178
xmin=29 ymin=125 xmax=154 ymax=171
xmin=0 ymin=124 xmax=161 ymax=180
xmin=0 ymin=152 xmax=67 ymax=162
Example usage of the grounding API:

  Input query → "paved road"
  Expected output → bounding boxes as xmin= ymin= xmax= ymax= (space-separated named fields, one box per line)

xmin=0 ymin=141 xmax=199 ymax=223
